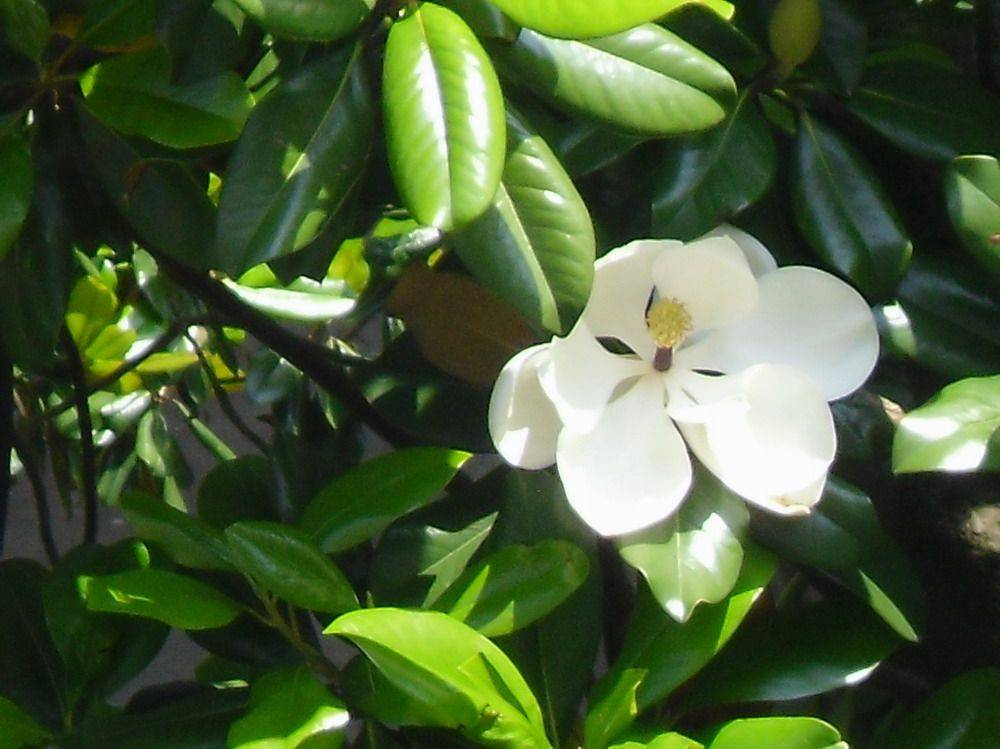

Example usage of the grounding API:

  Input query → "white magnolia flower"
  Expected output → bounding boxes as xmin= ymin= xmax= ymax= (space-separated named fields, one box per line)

xmin=489 ymin=226 xmax=879 ymax=537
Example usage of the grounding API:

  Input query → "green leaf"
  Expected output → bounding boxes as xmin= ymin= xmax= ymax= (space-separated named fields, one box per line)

xmin=611 ymin=734 xmax=702 ymax=749
xmin=301 ymin=447 xmax=471 ymax=554
xmin=885 ymin=669 xmax=1000 ymax=749
xmin=0 ymin=134 xmax=33 ymax=260
xmin=370 ymin=512 xmax=499 ymax=608
xmin=681 ymin=597 xmax=900 ymax=712
xmin=585 ymin=544 xmax=776 ymax=748
xmin=878 ymin=257 xmax=1000 ymax=379
xmin=434 ymin=0 xmax=519 ymax=40
xmin=0 ymin=0 xmax=49 ymax=61
xmin=651 ymin=92 xmax=775 ymax=239
xmin=945 ymin=154 xmax=1000 ymax=279
xmin=228 ymin=666 xmax=349 ymax=749
xmin=383 ymin=3 xmax=506 ymax=230
xmin=223 ymin=276 xmax=357 ymax=323
xmin=893 ymin=375 xmax=1000 ymax=474
xmin=618 ymin=468 xmax=748 ymax=622
xmin=0 ymin=560 xmax=66 ymax=729
xmin=121 ymin=490 xmax=235 ymax=571
xmin=435 ymin=540 xmax=588 ymax=637
xmin=848 ymin=62 xmax=1000 ymax=162
xmin=76 ymin=108 xmax=218 ymax=270
xmin=791 ymin=113 xmax=912 ymax=299
xmin=0 ymin=695 xmax=51 ymax=749
xmin=81 ymin=47 xmax=252 ymax=149
xmin=198 ymin=456 xmax=278 ymax=529
xmin=216 ymin=47 xmax=374 ymax=274
xmin=82 ymin=568 xmax=243 ymax=630
xmin=453 ymin=107 xmax=595 ymax=334
xmin=326 ymin=608 xmax=550 ymax=748
xmin=225 ymin=521 xmax=359 ymax=614
xmin=494 ymin=24 xmax=734 ymax=136
xmin=487 ymin=0 xmax=732 ymax=39
xmin=78 ymin=0 xmax=156 ymax=47
xmin=231 ymin=0 xmax=373 ymax=41
xmin=552 ymin=121 xmax=644 ymax=177
xmin=706 ymin=717 xmax=843 ymax=749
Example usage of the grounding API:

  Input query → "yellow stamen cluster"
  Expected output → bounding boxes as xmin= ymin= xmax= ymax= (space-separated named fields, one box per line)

xmin=646 ymin=297 xmax=692 ymax=349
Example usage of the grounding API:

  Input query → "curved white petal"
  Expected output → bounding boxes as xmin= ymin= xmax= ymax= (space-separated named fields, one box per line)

xmin=651 ymin=235 xmax=759 ymax=333
xmin=674 ymin=365 xmax=835 ymax=515
xmin=701 ymin=225 xmax=778 ymax=278
xmin=489 ymin=344 xmax=562 ymax=469
xmin=557 ymin=375 xmax=692 ymax=536
xmin=678 ymin=266 xmax=879 ymax=401
xmin=583 ymin=240 xmax=674 ymax=361
xmin=539 ymin=323 xmax=649 ymax=432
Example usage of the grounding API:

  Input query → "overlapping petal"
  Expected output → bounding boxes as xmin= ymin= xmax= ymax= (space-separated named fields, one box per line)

xmin=677 ymin=266 xmax=879 ymax=400
xmin=651 ymin=235 xmax=759 ymax=332
xmin=702 ymin=224 xmax=778 ymax=278
xmin=556 ymin=376 xmax=692 ymax=536
xmin=488 ymin=344 xmax=562 ymax=469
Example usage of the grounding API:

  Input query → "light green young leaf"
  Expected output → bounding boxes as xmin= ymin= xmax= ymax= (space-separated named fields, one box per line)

xmin=0 ymin=694 xmax=51 ymax=749
xmin=706 ymin=717 xmax=843 ymax=749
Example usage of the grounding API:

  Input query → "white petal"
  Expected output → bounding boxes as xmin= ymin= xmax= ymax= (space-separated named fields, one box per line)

xmin=489 ymin=344 xmax=561 ymax=469
xmin=678 ymin=266 xmax=879 ymax=401
xmin=651 ymin=235 xmax=759 ymax=333
xmin=583 ymin=240 xmax=675 ymax=360
xmin=557 ymin=375 xmax=692 ymax=536
xmin=539 ymin=323 xmax=648 ymax=432
xmin=674 ymin=365 xmax=835 ymax=515
xmin=700 ymin=224 xmax=778 ymax=278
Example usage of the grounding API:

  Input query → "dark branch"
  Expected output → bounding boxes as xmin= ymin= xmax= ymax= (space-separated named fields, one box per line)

xmin=60 ymin=328 xmax=99 ymax=545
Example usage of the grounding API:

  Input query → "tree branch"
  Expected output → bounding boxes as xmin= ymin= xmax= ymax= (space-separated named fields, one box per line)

xmin=60 ymin=328 xmax=99 ymax=545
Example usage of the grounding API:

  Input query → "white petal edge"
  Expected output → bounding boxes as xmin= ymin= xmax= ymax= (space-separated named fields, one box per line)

xmin=700 ymin=224 xmax=778 ymax=278
xmin=489 ymin=344 xmax=562 ymax=469
xmin=539 ymin=322 xmax=648 ymax=432
xmin=674 ymin=365 xmax=835 ymax=515
xmin=583 ymin=239 xmax=676 ymax=361
xmin=556 ymin=375 xmax=692 ymax=536
xmin=678 ymin=266 xmax=879 ymax=401
xmin=651 ymin=235 xmax=759 ymax=333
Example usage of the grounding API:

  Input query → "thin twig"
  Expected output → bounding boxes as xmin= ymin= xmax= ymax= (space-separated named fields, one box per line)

xmin=185 ymin=332 xmax=270 ymax=454
xmin=60 ymin=328 xmax=99 ymax=545
xmin=158 ymin=256 xmax=418 ymax=447
xmin=45 ymin=315 xmax=210 ymax=419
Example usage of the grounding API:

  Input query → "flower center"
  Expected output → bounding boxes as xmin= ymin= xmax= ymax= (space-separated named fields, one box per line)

xmin=646 ymin=297 xmax=692 ymax=372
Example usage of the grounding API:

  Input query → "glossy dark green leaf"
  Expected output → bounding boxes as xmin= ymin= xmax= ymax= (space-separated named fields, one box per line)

xmin=0 ymin=560 xmax=67 ymax=729
xmin=453 ymin=108 xmax=595 ymax=334
xmin=326 ymin=608 xmax=550 ymax=748
xmin=681 ymin=597 xmax=900 ymax=711
xmin=82 ymin=568 xmax=243 ymax=630
xmin=81 ymin=47 xmax=252 ymax=149
xmin=894 ymin=375 xmax=1000 ymax=474
xmin=0 ymin=133 xmax=32 ymax=259
xmin=225 ymin=521 xmax=358 ymax=614
xmin=121 ymin=491 xmax=235 ymax=571
xmin=76 ymin=108 xmax=217 ymax=271
xmin=877 ymin=257 xmax=1000 ymax=379
xmin=495 ymin=24 xmax=735 ymax=136
xmin=706 ymin=717 xmax=843 ymax=749
xmin=849 ymin=62 xmax=1000 ymax=162
xmin=370 ymin=512 xmax=499 ymax=608
xmin=216 ymin=47 xmax=374 ymax=274
xmin=552 ymin=121 xmax=644 ymax=177
xmin=885 ymin=669 xmax=1000 ymax=749
xmin=0 ymin=0 xmax=49 ymax=61
xmin=791 ymin=113 xmax=912 ymax=299
xmin=60 ymin=687 xmax=247 ymax=749
xmin=585 ymin=544 xmax=776 ymax=748
xmin=78 ymin=0 xmax=156 ymax=47
xmin=42 ymin=542 xmax=168 ymax=710
xmin=805 ymin=0 xmax=866 ymax=94
xmin=435 ymin=540 xmax=588 ymax=636
xmin=231 ymin=0 xmax=372 ymax=40
xmin=0 ymin=695 xmax=51 ymax=748
xmin=197 ymin=456 xmax=278 ymax=530
xmin=228 ymin=666 xmax=349 ymax=749
xmin=945 ymin=155 xmax=1000 ymax=279
xmin=301 ymin=447 xmax=471 ymax=554
xmin=383 ymin=3 xmax=506 ymax=230
xmin=651 ymin=93 xmax=775 ymax=239
xmin=435 ymin=0 xmax=519 ymax=39
xmin=618 ymin=468 xmax=749 ymax=622
xmin=487 ymin=0 xmax=732 ymax=39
